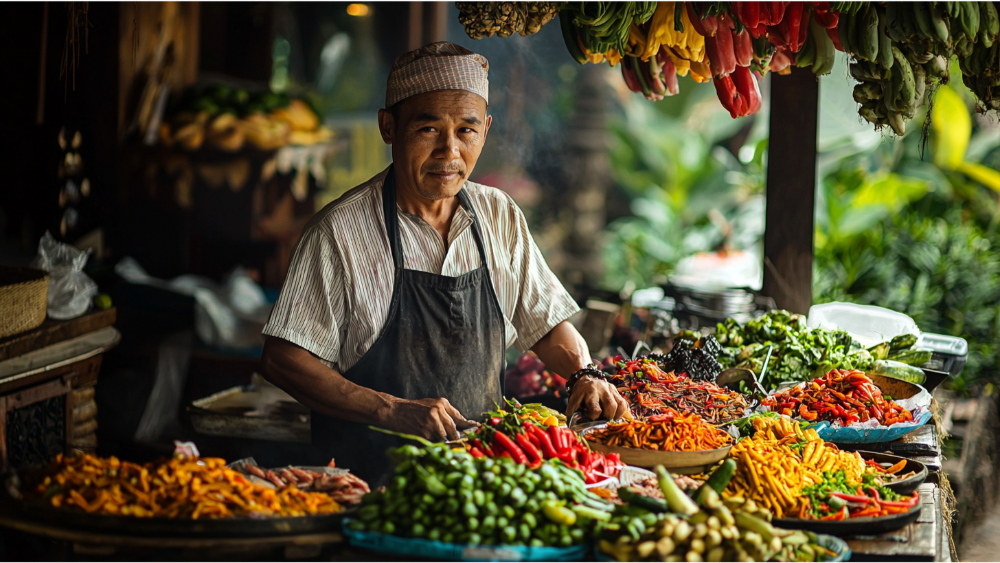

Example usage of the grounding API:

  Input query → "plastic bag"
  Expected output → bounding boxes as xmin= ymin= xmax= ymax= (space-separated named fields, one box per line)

xmin=30 ymin=231 xmax=98 ymax=320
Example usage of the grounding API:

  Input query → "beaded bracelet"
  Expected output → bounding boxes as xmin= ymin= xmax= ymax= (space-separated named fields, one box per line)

xmin=565 ymin=364 xmax=608 ymax=394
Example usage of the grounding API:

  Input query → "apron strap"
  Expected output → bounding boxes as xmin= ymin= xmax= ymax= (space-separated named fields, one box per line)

xmin=382 ymin=166 xmax=491 ymax=272
xmin=381 ymin=167 xmax=405 ymax=271
xmin=455 ymin=189 xmax=491 ymax=271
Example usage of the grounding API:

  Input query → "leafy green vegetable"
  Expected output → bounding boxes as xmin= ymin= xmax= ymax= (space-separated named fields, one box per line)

xmin=715 ymin=310 xmax=919 ymax=391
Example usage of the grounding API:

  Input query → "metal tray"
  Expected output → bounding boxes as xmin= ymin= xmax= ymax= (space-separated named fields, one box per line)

xmin=580 ymin=423 xmax=732 ymax=474
xmin=772 ymin=501 xmax=921 ymax=536
xmin=858 ymin=451 xmax=928 ymax=496
xmin=188 ymin=375 xmax=310 ymax=444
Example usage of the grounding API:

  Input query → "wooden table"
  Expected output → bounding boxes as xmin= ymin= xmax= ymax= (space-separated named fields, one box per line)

xmin=838 ymin=424 xmax=953 ymax=561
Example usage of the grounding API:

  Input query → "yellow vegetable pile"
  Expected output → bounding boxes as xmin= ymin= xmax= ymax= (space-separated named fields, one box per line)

xmin=725 ymin=416 xmax=865 ymax=518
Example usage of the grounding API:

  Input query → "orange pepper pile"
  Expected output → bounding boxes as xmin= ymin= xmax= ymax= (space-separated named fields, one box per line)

xmin=763 ymin=369 xmax=913 ymax=427
xmin=26 ymin=453 xmax=342 ymax=519
xmin=587 ymin=409 xmax=733 ymax=452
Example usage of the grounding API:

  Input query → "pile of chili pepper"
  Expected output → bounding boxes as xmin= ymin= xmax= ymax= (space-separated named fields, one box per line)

xmin=586 ymin=409 xmax=733 ymax=452
xmin=802 ymin=470 xmax=920 ymax=520
xmin=610 ymin=357 xmax=748 ymax=424
xmin=466 ymin=400 xmax=622 ymax=485
xmin=686 ymin=4 xmax=764 ymax=118
xmin=763 ymin=369 xmax=914 ymax=427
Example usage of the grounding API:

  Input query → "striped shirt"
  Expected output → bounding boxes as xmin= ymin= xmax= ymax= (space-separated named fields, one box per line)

xmin=263 ymin=167 xmax=580 ymax=373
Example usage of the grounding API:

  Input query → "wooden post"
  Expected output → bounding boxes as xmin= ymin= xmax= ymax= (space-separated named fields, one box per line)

xmin=763 ymin=66 xmax=819 ymax=315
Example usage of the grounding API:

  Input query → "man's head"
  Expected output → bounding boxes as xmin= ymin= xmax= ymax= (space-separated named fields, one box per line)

xmin=379 ymin=42 xmax=492 ymax=201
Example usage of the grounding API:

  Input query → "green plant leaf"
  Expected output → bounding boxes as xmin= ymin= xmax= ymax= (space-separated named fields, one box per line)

xmin=931 ymin=86 xmax=971 ymax=170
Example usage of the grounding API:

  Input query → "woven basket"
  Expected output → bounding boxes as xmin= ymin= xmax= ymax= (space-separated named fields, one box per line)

xmin=0 ymin=266 xmax=49 ymax=339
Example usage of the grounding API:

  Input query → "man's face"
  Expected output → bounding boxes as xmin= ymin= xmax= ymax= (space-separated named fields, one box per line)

xmin=378 ymin=90 xmax=491 ymax=201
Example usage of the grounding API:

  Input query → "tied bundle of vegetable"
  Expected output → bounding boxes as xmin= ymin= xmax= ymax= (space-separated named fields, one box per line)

xmin=560 ymin=2 xmax=658 ymax=66
xmin=599 ymin=462 xmax=838 ymax=562
xmin=610 ymin=357 xmax=748 ymax=423
xmin=456 ymin=2 xmax=562 ymax=39
xmin=350 ymin=439 xmax=616 ymax=547
xmin=586 ymin=409 xmax=734 ymax=452
xmin=469 ymin=399 xmax=622 ymax=484
xmin=791 ymin=2 xmax=840 ymax=76
xmin=762 ymin=369 xmax=914 ymax=426
xmin=684 ymin=3 xmax=765 ymax=118
xmin=725 ymin=415 xmax=868 ymax=518
xmin=618 ymin=2 xmax=710 ymax=101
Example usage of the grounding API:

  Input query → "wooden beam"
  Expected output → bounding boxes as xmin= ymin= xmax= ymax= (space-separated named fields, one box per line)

xmin=408 ymin=2 xmax=424 ymax=51
xmin=763 ymin=66 xmax=819 ymax=315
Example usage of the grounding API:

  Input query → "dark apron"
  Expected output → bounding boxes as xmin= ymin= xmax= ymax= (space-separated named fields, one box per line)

xmin=311 ymin=167 xmax=506 ymax=484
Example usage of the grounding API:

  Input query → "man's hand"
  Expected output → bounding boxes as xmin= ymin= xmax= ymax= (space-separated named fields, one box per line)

xmin=567 ymin=377 xmax=630 ymax=421
xmin=387 ymin=397 xmax=478 ymax=441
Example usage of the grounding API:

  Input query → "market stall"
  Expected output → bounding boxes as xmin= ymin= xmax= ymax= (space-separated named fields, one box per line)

xmin=2 ymin=1 xmax=992 ymax=561
xmin=0 ymin=303 xmax=965 ymax=561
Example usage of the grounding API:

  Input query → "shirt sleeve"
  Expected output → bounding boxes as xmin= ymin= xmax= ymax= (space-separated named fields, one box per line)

xmin=262 ymin=226 xmax=347 ymax=366
xmin=507 ymin=198 xmax=581 ymax=352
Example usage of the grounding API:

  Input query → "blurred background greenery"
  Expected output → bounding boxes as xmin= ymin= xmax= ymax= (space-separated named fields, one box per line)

xmin=600 ymin=52 xmax=1000 ymax=394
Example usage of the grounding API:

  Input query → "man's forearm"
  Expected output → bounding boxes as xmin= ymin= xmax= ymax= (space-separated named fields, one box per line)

xmin=531 ymin=321 xmax=591 ymax=378
xmin=261 ymin=336 xmax=396 ymax=425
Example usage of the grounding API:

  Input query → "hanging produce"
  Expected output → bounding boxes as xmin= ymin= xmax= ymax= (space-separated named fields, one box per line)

xmin=457 ymin=1 xmax=1000 ymax=128
xmin=456 ymin=2 xmax=562 ymax=39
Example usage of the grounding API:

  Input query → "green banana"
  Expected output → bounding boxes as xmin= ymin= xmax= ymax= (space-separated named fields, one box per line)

xmin=857 ymin=4 xmax=880 ymax=62
xmin=876 ymin=6 xmax=894 ymax=69
xmin=559 ymin=13 xmax=588 ymax=65
xmin=959 ymin=1 xmax=980 ymax=39
xmin=884 ymin=67 xmax=901 ymax=112
xmin=797 ymin=28 xmax=818 ymax=68
xmin=840 ymin=10 xmax=856 ymax=54
xmin=899 ymin=3 xmax=918 ymax=38
xmin=956 ymin=35 xmax=975 ymax=58
xmin=888 ymin=111 xmax=906 ymax=136
xmin=913 ymin=63 xmax=927 ymax=107
xmin=981 ymin=1 xmax=999 ymax=47
xmin=886 ymin=2 xmax=906 ymax=42
xmin=930 ymin=3 xmax=951 ymax=43
xmin=811 ymin=15 xmax=836 ymax=75
xmin=892 ymin=45 xmax=916 ymax=111
xmin=928 ymin=54 xmax=950 ymax=78
xmin=951 ymin=1 xmax=963 ymax=19
xmin=912 ymin=2 xmax=936 ymax=39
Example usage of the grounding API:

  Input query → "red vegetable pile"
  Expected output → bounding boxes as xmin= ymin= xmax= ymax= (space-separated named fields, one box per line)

xmin=467 ymin=400 xmax=622 ymax=484
xmin=763 ymin=369 xmax=914 ymax=427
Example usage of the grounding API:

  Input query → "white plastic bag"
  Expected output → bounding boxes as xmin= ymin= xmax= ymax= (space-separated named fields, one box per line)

xmin=30 ymin=231 xmax=98 ymax=320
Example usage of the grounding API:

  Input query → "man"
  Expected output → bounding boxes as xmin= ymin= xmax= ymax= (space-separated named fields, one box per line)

xmin=261 ymin=42 xmax=628 ymax=481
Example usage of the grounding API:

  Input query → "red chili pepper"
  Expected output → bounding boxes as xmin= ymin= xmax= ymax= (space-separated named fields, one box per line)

xmin=531 ymin=425 xmax=559 ymax=459
xmin=733 ymin=28 xmax=754 ymax=67
xmin=732 ymin=66 xmax=762 ymax=114
xmin=685 ymin=3 xmax=713 ymax=37
xmin=547 ymin=424 xmax=563 ymax=453
xmin=494 ymin=432 xmax=527 ymax=464
xmin=831 ymin=491 xmax=870 ymax=504
xmin=705 ymin=15 xmax=737 ymax=76
xmin=814 ymin=9 xmax=838 ymax=28
xmin=713 ymin=73 xmax=743 ymax=118
xmin=516 ymin=433 xmax=542 ymax=465
xmin=491 ymin=417 xmax=502 ymax=426
xmin=469 ymin=447 xmax=484 ymax=458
